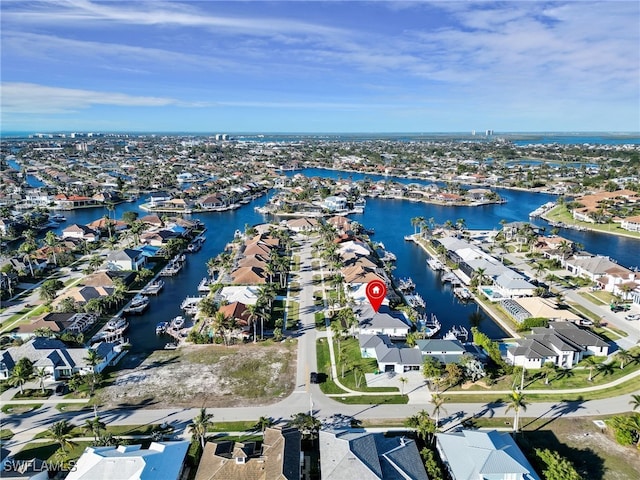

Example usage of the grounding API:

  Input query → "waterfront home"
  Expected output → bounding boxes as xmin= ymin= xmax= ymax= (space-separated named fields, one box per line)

xmin=217 ymin=301 xmax=251 ymax=335
xmin=327 ymin=215 xmax=351 ymax=232
xmin=106 ymin=248 xmax=146 ymax=271
xmin=416 ymin=339 xmax=467 ymax=364
xmin=54 ymin=285 xmax=114 ymax=306
xmin=67 ymin=441 xmax=190 ymax=480
xmin=571 ymin=189 xmax=640 ymax=224
xmin=53 ymin=194 xmax=98 ymax=209
xmin=563 ymin=253 xmax=639 ymax=300
xmin=337 ymin=239 xmax=371 ymax=257
xmin=198 ymin=194 xmax=227 ymax=209
xmin=508 ymin=297 xmax=581 ymax=323
xmin=285 ymin=217 xmax=319 ymax=232
xmin=319 ymin=429 xmax=427 ymax=480
xmin=139 ymin=214 xmax=164 ymax=227
xmin=140 ymin=229 xmax=178 ymax=246
xmin=0 ymin=337 xmax=120 ymax=380
xmin=82 ymin=270 xmax=136 ymax=288
xmin=87 ymin=217 xmax=128 ymax=233
xmin=230 ymin=266 xmax=268 ymax=285
xmin=216 ymin=286 xmax=260 ymax=305
xmin=61 ymin=223 xmax=100 ymax=242
xmin=195 ymin=426 xmax=301 ymax=480
xmin=10 ymin=312 xmax=97 ymax=340
xmin=148 ymin=191 xmax=172 ymax=206
xmin=356 ymin=304 xmax=411 ymax=339
xmin=9 ymin=256 xmax=48 ymax=275
xmin=507 ymin=321 xmax=609 ymax=369
xmin=322 ymin=195 xmax=348 ymax=212
xmin=359 ymin=334 xmax=423 ymax=373
xmin=436 ymin=430 xmax=541 ymax=480
xmin=621 ymin=215 xmax=640 ymax=232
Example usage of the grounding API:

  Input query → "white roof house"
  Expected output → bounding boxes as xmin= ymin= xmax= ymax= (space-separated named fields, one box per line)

xmin=217 ymin=286 xmax=260 ymax=305
xmin=436 ymin=430 xmax=541 ymax=480
xmin=65 ymin=441 xmax=190 ymax=480
xmin=356 ymin=305 xmax=411 ymax=339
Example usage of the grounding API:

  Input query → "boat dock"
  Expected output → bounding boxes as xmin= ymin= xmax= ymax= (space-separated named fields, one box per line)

xmin=160 ymin=254 xmax=186 ymax=276
xmin=141 ymin=279 xmax=164 ymax=295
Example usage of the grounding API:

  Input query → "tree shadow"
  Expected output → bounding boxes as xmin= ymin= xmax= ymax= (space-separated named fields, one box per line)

xmin=523 ymin=397 xmax=587 ymax=431
xmin=516 ymin=429 xmax=606 ymax=480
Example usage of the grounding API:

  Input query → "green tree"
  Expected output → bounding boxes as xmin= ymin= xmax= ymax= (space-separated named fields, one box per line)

xmin=9 ymin=357 xmax=34 ymax=394
xmin=40 ymin=279 xmax=64 ymax=303
xmin=47 ymin=420 xmax=76 ymax=454
xmin=189 ymin=408 xmax=214 ymax=449
xmin=505 ymin=390 xmax=528 ymax=433
xmin=44 ymin=230 xmax=60 ymax=266
xmin=430 ymin=393 xmax=447 ymax=427
xmin=540 ymin=362 xmax=558 ymax=385
xmin=84 ymin=348 xmax=103 ymax=370
xmin=254 ymin=416 xmax=274 ymax=433
xmin=289 ymin=412 xmax=321 ymax=441
xmin=629 ymin=394 xmax=640 ymax=411
xmin=534 ymin=448 xmax=581 ymax=480
xmin=420 ymin=447 xmax=444 ymax=480
xmin=616 ymin=348 xmax=634 ymax=369
xmin=405 ymin=409 xmax=436 ymax=444
xmin=34 ymin=367 xmax=48 ymax=394
xmin=84 ymin=416 xmax=106 ymax=443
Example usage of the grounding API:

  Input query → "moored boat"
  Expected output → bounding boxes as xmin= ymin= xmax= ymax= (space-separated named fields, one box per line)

xmin=141 ymin=280 xmax=164 ymax=295
xmin=123 ymin=294 xmax=150 ymax=314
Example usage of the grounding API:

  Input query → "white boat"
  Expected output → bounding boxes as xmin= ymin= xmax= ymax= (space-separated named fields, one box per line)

xmin=418 ymin=313 xmax=441 ymax=338
xmin=453 ymin=287 xmax=473 ymax=301
xmin=105 ymin=316 xmax=127 ymax=331
xmin=443 ymin=325 xmax=469 ymax=342
xmin=198 ymin=277 xmax=213 ymax=293
xmin=50 ymin=214 xmax=67 ymax=222
xmin=123 ymin=294 xmax=150 ymax=314
xmin=427 ymin=257 xmax=444 ymax=271
xmin=398 ymin=277 xmax=415 ymax=292
xmin=156 ymin=321 xmax=169 ymax=334
xmin=406 ymin=294 xmax=426 ymax=309
xmin=164 ymin=342 xmax=178 ymax=350
xmin=171 ymin=316 xmax=185 ymax=330
xmin=141 ymin=280 xmax=164 ymax=295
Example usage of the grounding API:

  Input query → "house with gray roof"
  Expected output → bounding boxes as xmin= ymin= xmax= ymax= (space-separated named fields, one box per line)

xmin=320 ymin=429 xmax=428 ymax=480
xmin=359 ymin=334 xmax=423 ymax=374
xmin=0 ymin=337 xmax=121 ymax=381
xmin=436 ymin=429 xmax=540 ymax=480
xmin=356 ymin=305 xmax=411 ymax=339
xmin=507 ymin=321 xmax=609 ymax=369
xmin=66 ymin=441 xmax=189 ymax=480
xmin=106 ymin=248 xmax=146 ymax=271
xmin=416 ymin=339 xmax=467 ymax=364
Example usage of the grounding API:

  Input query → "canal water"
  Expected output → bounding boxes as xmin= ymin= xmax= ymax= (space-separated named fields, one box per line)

xmin=8 ymin=163 xmax=640 ymax=351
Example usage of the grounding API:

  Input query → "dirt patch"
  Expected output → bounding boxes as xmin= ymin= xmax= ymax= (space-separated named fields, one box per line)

xmin=98 ymin=342 xmax=296 ymax=408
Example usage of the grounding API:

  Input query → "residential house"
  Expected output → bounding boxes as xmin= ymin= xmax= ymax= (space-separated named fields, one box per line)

xmin=10 ymin=313 xmax=97 ymax=340
xmin=195 ymin=426 xmax=301 ymax=480
xmin=356 ymin=305 xmax=411 ymax=339
xmin=198 ymin=194 xmax=227 ymax=209
xmin=9 ymin=257 xmax=48 ymax=275
xmin=621 ymin=215 xmax=640 ymax=232
xmin=66 ymin=441 xmax=190 ymax=480
xmin=148 ymin=191 xmax=172 ymax=206
xmin=106 ymin=248 xmax=146 ymax=271
xmin=507 ymin=322 xmax=609 ymax=369
xmin=416 ymin=339 xmax=467 ymax=364
xmin=286 ymin=217 xmax=319 ymax=232
xmin=61 ymin=224 xmax=100 ymax=242
xmin=436 ymin=429 xmax=541 ymax=480
xmin=218 ymin=302 xmax=251 ymax=335
xmin=0 ymin=337 xmax=121 ymax=380
xmin=359 ymin=334 xmax=423 ymax=373
xmin=217 ymin=286 xmax=259 ymax=306
xmin=322 ymin=195 xmax=347 ymax=212
xmin=230 ymin=266 xmax=268 ymax=285
xmin=54 ymin=194 xmax=98 ymax=209
xmin=54 ymin=285 xmax=114 ymax=306
xmin=320 ymin=429 xmax=428 ymax=480
xmin=140 ymin=229 xmax=178 ymax=247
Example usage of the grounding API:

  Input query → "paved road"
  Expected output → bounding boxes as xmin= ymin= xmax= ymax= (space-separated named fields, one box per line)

xmin=2 ymin=235 xmax=640 ymax=457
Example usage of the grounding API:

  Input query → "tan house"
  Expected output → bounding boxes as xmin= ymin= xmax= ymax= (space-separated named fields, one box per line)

xmin=195 ymin=425 xmax=301 ymax=480
xmin=231 ymin=266 xmax=268 ymax=285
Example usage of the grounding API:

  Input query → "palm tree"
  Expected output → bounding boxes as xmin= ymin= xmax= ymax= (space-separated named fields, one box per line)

xmin=47 ymin=420 xmax=76 ymax=454
xmin=254 ymin=416 xmax=274 ymax=433
xmin=399 ymin=376 xmax=408 ymax=395
xmin=505 ymin=390 xmax=528 ymax=433
xmin=431 ymin=393 xmax=447 ymax=427
xmin=629 ymin=394 xmax=640 ymax=411
xmin=189 ymin=408 xmax=214 ymax=449
xmin=9 ymin=358 xmax=34 ymax=395
xmin=84 ymin=416 xmax=106 ymax=442
xmin=583 ymin=356 xmax=598 ymax=382
xmin=84 ymin=348 xmax=103 ymax=371
xmin=44 ymin=230 xmax=60 ymax=266
xmin=616 ymin=348 xmax=634 ymax=369
xmin=405 ymin=409 xmax=436 ymax=444
xmin=247 ymin=303 xmax=261 ymax=343
xmin=410 ymin=217 xmax=420 ymax=235
xmin=88 ymin=255 xmax=103 ymax=271
xmin=540 ymin=362 xmax=558 ymax=385
xmin=34 ymin=367 xmax=48 ymax=394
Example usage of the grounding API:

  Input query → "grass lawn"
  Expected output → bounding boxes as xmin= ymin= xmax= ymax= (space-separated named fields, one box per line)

xmin=209 ymin=420 xmax=258 ymax=432
xmin=331 ymin=394 xmax=408 ymax=405
xmin=14 ymin=441 xmax=92 ymax=463
xmin=567 ymin=302 xmax=603 ymax=322
xmin=1 ymin=403 xmax=42 ymax=414
xmin=287 ymin=300 xmax=300 ymax=323
xmin=315 ymin=311 xmax=326 ymax=329
xmin=545 ymin=205 xmax=640 ymax=239
xmin=33 ymin=424 xmax=161 ymax=440
xmin=0 ymin=429 xmax=14 ymax=440
xmin=579 ymin=291 xmax=607 ymax=306
xmin=12 ymin=388 xmax=53 ymax=400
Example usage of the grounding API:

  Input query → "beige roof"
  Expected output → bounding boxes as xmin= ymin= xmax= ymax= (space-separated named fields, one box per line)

xmin=514 ymin=297 xmax=580 ymax=322
xmin=231 ymin=266 xmax=267 ymax=285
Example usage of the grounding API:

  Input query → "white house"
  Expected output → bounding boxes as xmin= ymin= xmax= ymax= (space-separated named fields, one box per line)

xmin=356 ymin=305 xmax=411 ymax=339
xmin=359 ymin=334 xmax=422 ymax=374
xmin=507 ymin=322 xmax=609 ymax=369
xmin=106 ymin=248 xmax=146 ymax=271
xmin=61 ymin=224 xmax=100 ymax=242
xmin=621 ymin=215 xmax=640 ymax=232
xmin=66 ymin=441 xmax=190 ymax=480
xmin=437 ymin=430 xmax=541 ymax=480
xmin=322 ymin=195 xmax=347 ymax=212
xmin=0 ymin=337 xmax=121 ymax=381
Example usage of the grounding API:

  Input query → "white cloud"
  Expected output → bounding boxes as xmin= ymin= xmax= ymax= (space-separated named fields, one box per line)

xmin=1 ymin=83 xmax=180 ymax=113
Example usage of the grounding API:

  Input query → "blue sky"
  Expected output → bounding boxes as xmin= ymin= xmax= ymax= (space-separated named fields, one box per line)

xmin=1 ymin=1 xmax=639 ymax=133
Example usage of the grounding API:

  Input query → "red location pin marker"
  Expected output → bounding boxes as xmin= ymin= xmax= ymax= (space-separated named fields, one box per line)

xmin=366 ymin=280 xmax=387 ymax=313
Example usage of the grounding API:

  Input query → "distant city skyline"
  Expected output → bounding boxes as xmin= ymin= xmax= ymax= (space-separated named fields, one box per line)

xmin=1 ymin=1 xmax=639 ymax=133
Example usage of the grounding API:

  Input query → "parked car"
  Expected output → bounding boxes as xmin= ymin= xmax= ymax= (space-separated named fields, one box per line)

xmin=625 ymin=314 xmax=640 ymax=321
xmin=309 ymin=372 xmax=319 ymax=384
xmin=54 ymin=383 xmax=67 ymax=396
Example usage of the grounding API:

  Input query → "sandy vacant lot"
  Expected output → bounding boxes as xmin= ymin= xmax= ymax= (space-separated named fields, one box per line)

xmin=98 ymin=341 xmax=297 ymax=408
